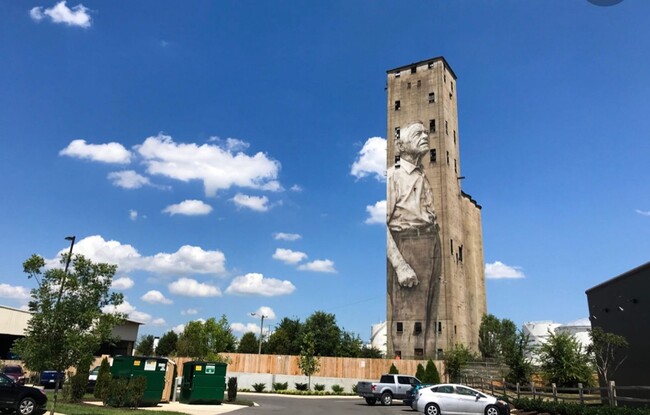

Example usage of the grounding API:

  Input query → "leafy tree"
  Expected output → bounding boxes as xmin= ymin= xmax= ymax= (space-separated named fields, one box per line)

xmin=176 ymin=315 xmax=236 ymax=360
xmin=503 ymin=330 xmax=533 ymax=384
xmin=298 ymin=331 xmax=320 ymax=389
xmin=424 ymin=359 xmax=441 ymax=384
xmin=478 ymin=314 xmax=502 ymax=359
xmin=13 ymin=254 xmax=124 ymax=414
xmin=415 ymin=363 xmax=425 ymax=381
xmin=303 ymin=311 xmax=341 ymax=357
xmin=237 ymin=332 xmax=259 ymax=354
xmin=389 ymin=363 xmax=399 ymax=374
xmin=94 ymin=357 xmax=112 ymax=401
xmin=359 ymin=346 xmax=384 ymax=358
xmin=537 ymin=331 xmax=594 ymax=387
xmin=587 ymin=327 xmax=628 ymax=386
xmin=155 ymin=330 xmax=178 ymax=356
xmin=444 ymin=344 xmax=475 ymax=383
xmin=337 ymin=330 xmax=364 ymax=357
xmin=265 ymin=317 xmax=303 ymax=355
xmin=135 ymin=335 xmax=155 ymax=355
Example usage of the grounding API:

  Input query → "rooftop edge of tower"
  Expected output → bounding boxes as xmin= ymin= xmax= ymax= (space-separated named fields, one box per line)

xmin=386 ymin=56 xmax=457 ymax=80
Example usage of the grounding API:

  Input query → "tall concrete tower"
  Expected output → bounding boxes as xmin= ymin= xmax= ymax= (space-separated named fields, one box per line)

xmin=386 ymin=57 xmax=486 ymax=360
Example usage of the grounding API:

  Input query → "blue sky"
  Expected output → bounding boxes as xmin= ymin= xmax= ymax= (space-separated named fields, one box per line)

xmin=1 ymin=0 xmax=648 ymax=342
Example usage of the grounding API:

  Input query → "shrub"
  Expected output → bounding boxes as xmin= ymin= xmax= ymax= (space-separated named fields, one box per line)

xmin=127 ymin=377 xmax=147 ymax=408
xmin=331 ymin=384 xmax=344 ymax=393
xmin=424 ymin=359 xmax=441 ymax=384
xmin=389 ymin=363 xmax=399 ymax=374
xmin=295 ymin=382 xmax=308 ymax=391
xmin=416 ymin=363 xmax=426 ymax=381
xmin=227 ymin=377 xmax=238 ymax=402
xmin=104 ymin=377 xmax=147 ymax=407
xmin=352 ymin=383 xmax=358 ymax=393
xmin=69 ymin=368 xmax=89 ymax=403
xmin=94 ymin=357 xmax=112 ymax=401
xmin=252 ymin=382 xmax=266 ymax=392
xmin=313 ymin=383 xmax=325 ymax=391
xmin=273 ymin=382 xmax=289 ymax=391
xmin=105 ymin=378 xmax=129 ymax=407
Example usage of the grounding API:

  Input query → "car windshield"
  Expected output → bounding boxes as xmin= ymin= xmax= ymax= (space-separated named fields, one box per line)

xmin=90 ymin=367 xmax=100 ymax=374
xmin=3 ymin=367 xmax=21 ymax=374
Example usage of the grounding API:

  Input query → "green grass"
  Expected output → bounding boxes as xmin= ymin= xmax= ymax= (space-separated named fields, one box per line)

xmin=50 ymin=403 xmax=188 ymax=415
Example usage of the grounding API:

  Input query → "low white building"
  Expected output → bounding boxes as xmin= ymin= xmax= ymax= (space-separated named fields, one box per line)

xmin=522 ymin=319 xmax=591 ymax=364
xmin=369 ymin=321 xmax=387 ymax=354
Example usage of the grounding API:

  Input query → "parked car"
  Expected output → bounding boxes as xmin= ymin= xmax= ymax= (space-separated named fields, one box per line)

xmin=86 ymin=366 xmax=100 ymax=392
xmin=357 ymin=374 xmax=422 ymax=406
xmin=0 ymin=373 xmax=48 ymax=415
xmin=404 ymin=383 xmax=435 ymax=408
xmin=1 ymin=366 xmax=26 ymax=386
xmin=413 ymin=383 xmax=509 ymax=415
xmin=39 ymin=371 xmax=65 ymax=389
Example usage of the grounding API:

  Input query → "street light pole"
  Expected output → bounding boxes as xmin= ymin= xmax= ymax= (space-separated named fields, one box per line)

xmin=250 ymin=312 xmax=267 ymax=355
xmin=55 ymin=236 xmax=76 ymax=306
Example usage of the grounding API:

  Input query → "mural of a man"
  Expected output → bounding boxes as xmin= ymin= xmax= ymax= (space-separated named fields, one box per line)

xmin=386 ymin=120 xmax=442 ymax=357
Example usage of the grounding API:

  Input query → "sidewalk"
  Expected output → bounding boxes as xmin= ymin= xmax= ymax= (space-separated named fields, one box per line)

xmin=84 ymin=400 xmax=246 ymax=415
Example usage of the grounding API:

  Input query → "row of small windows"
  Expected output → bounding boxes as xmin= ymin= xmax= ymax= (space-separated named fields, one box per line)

xmin=395 ymin=321 xmax=442 ymax=334
xmin=393 ymin=63 xmax=454 ymax=89
xmin=394 ymin=349 xmax=444 ymax=359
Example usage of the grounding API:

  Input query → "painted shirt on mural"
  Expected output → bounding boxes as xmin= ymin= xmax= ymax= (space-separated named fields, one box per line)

xmin=387 ymin=158 xmax=436 ymax=232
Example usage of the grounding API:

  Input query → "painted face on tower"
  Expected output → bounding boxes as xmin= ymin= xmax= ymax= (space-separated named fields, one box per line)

xmin=400 ymin=122 xmax=429 ymax=158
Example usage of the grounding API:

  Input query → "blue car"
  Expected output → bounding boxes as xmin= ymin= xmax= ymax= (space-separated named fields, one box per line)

xmin=39 ymin=371 xmax=65 ymax=388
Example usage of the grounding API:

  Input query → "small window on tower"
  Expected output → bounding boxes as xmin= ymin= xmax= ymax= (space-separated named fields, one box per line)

xmin=407 ymin=82 xmax=411 ymax=89
xmin=395 ymin=100 xmax=401 ymax=111
xmin=444 ymin=74 xmax=447 ymax=83
xmin=459 ymin=245 xmax=463 ymax=262
xmin=437 ymin=349 xmax=443 ymax=359
xmin=438 ymin=322 xmax=442 ymax=332
xmin=395 ymin=127 xmax=400 ymax=139
xmin=428 ymin=92 xmax=435 ymax=103
xmin=446 ymin=151 xmax=450 ymax=165
xmin=429 ymin=119 xmax=436 ymax=133
xmin=395 ymin=155 xmax=401 ymax=165
xmin=451 ymin=82 xmax=454 ymax=92
xmin=395 ymin=350 xmax=402 ymax=358
xmin=429 ymin=149 xmax=436 ymax=163
xmin=417 ymin=80 xmax=421 ymax=88
xmin=450 ymin=239 xmax=453 ymax=254
xmin=454 ymin=159 xmax=457 ymax=173
xmin=414 ymin=348 xmax=424 ymax=358
xmin=411 ymin=66 xmax=417 ymax=74
xmin=445 ymin=121 xmax=448 ymax=134
xmin=396 ymin=322 xmax=403 ymax=333
xmin=454 ymin=130 xmax=456 ymax=143
xmin=395 ymin=72 xmax=401 ymax=78
xmin=414 ymin=322 xmax=422 ymax=334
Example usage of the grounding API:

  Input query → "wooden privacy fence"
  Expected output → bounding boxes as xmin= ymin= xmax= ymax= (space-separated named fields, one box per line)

xmin=170 ymin=353 xmax=444 ymax=381
xmin=464 ymin=376 xmax=650 ymax=407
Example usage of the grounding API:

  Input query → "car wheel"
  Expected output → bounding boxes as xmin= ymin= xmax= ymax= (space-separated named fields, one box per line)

xmin=425 ymin=403 xmax=441 ymax=415
xmin=485 ymin=404 xmax=500 ymax=415
xmin=18 ymin=398 xmax=36 ymax=415
xmin=380 ymin=392 xmax=393 ymax=406
xmin=365 ymin=397 xmax=377 ymax=405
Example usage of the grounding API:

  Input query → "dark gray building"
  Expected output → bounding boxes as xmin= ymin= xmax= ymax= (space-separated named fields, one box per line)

xmin=586 ymin=261 xmax=650 ymax=405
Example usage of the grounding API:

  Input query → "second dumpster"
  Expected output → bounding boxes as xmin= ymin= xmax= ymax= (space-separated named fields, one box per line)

xmin=179 ymin=361 xmax=227 ymax=404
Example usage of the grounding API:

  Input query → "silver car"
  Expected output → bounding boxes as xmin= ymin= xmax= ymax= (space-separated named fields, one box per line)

xmin=413 ymin=384 xmax=509 ymax=415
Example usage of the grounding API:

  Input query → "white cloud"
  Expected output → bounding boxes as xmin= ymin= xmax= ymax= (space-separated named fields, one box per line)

xmin=129 ymin=210 xmax=138 ymax=221
xmin=351 ymin=137 xmax=386 ymax=181
xmin=172 ymin=323 xmax=185 ymax=334
xmin=150 ymin=318 xmax=167 ymax=327
xmin=231 ymin=322 xmax=269 ymax=335
xmin=290 ymin=185 xmax=303 ymax=192
xmin=273 ymin=232 xmax=302 ymax=241
xmin=485 ymin=261 xmax=526 ymax=279
xmin=181 ymin=308 xmax=198 ymax=315
xmin=102 ymin=301 xmax=152 ymax=324
xmin=635 ymin=209 xmax=650 ymax=217
xmin=207 ymin=136 xmax=250 ymax=152
xmin=231 ymin=193 xmax=269 ymax=212
xmin=0 ymin=284 xmax=31 ymax=301
xmin=30 ymin=1 xmax=92 ymax=28
xmin=168 ymin=278 xmax=221 ymax=297
xmin=108 ymin=171 xmax=151 ymax=189
xmin=163 ymin=200 xmax=213 ymax=216
xmin=225 ymin=273 xmax=295 ymax=296
xmin=48 ymin=235 xmax=227 ymax=276
xmin=136 ymin=134 xmax=281 ymax=197
xmin=111 ymin=277 xmax=134 ymax=290
xmin=365 ymin=200 xmax=386 ymax=224
xmin=253 ymin=306 xmax=276 ymax=320
xmin=272 ymin=248 xmax=307 ymax=265
xmin=298 ymin=259 xmax=337 ymax=273
xmin=141 ymin=290 xmax=173 ymax=305
xmin=60 ymin=139 xmax=131 ymax=164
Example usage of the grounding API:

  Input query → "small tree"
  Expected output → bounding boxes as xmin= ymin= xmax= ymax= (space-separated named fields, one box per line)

xmin=389 ymin=363 xmax=399 ymax=374
xmin=537 ymin=331 xmax=593 ymax=387
xmin=588 ymin=327 xmax=628 ymax=387
xmin=415 ymin=363 xmax=425 ymax=381
xmin=135 ymin=335 xmax=155 ymax=355
xmin=94 ymin=357 xmax=112 ymax=401
xmin=155 ymin=331 xmax=178 ymax=357
xmin=298 ymin=332 xmax=320 ymax=390
xmin=504 ymin=330 xmax=533 ymax=384
xmin=444 ymin=344 xmax=474 ymax=383
xmin=424 ymin=359 xmax=441 ymax=384
xmin=237 ymin=332 xmax=259 ymax=354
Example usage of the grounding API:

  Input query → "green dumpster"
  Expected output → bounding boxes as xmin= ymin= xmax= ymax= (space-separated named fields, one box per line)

xmin=179 ymin=361 xmax=227 ymax=404
xmin=111 ymin=355 xmax=170 ymax=406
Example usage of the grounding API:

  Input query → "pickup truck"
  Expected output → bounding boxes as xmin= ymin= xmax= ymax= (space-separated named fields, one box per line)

xmin=357 ymin=374 xmax=421 ymax=406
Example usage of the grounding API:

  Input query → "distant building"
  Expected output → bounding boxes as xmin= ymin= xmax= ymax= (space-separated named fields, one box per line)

xmin=586 ymin=261 xmax=650 ymax=405
xmin=0 ymin=304 xmax=141 ymax=359
xmin=522 ymin=319 xmax=591 ymax=364
xmin=370 ymin=321 xmax=387 ymax=354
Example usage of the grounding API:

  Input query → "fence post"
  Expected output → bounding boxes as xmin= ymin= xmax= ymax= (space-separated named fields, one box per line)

xmin=490 ymin=376 xmax=494 ymax=396
xmin=552 ymin=383 xmax=557 ymax=403
xmin=531 ymin=382 xmax=536 ymax=400
xmin=516 ymin=382 xmax=520 ymax=400
xmin=578 ymin=383 xmax=584 ymax=405
xmin=502 ymin=378 xmax=507 ymax=397
xmin=609 ymin=381 xmax=617 ymax=407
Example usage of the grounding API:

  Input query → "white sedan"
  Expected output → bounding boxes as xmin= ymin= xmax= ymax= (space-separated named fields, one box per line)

xmin=413 ymin=384 xmax=509 ymax=415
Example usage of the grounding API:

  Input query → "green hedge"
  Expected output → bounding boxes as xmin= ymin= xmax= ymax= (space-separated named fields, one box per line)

xmin=510 ymin=398 xmax=650 ymax=415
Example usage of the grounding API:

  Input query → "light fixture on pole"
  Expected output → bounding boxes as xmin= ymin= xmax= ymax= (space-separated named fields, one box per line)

xmin=56 ymin=236 xmax=76 ymax=305
xmin=250 ymin=312 xmax=267 ymax=355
